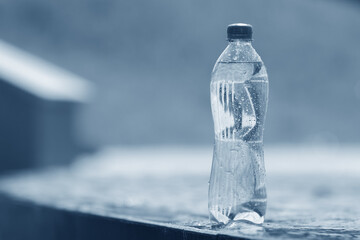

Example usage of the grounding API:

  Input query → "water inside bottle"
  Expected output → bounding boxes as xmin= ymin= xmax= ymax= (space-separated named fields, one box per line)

xmin=209 ymin=61 xmax=268 ymax=226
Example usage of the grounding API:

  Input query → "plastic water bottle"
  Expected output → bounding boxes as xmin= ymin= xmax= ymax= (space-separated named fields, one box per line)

xmin=208 ymin=23 xmax=269 ymax=226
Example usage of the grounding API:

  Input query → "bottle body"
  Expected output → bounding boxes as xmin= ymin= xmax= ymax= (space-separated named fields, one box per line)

xmin=209 ymin=40 xmax=268 ymax=225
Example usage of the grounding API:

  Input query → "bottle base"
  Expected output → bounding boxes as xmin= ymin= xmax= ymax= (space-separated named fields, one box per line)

xmin=209 ymin=204 xmax=265 ymax=226
xmin=210 ymin=212 xmax=264 ymax=227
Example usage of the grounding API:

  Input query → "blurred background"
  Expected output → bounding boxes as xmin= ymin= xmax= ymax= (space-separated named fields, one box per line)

xmin=0 ymin=1 xmax=360 ymax=238
xmin=0 ymin=0 xmax=359 ymax=152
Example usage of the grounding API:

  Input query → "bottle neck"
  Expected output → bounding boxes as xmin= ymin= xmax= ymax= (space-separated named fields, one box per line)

xmin=228 ymin=39 xmax=252 ymax=44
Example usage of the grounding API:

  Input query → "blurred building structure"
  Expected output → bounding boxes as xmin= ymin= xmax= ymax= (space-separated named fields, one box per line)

xmin=0 ymin=40 xmax=92 ymax=173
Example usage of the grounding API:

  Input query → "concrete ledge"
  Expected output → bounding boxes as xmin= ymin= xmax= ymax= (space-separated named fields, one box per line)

xmin=0 ymin=147 xmax=359 ymax=240
xmin=0 ymin=193 xmax=247 ymax=240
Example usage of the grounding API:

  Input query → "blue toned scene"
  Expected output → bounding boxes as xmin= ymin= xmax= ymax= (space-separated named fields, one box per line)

xmin=0 ymin=0 xmax=359 ymax=239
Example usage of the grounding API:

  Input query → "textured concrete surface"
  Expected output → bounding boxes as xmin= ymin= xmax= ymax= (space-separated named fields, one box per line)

xmin=0 ymin=146 xmax=359 ymax=239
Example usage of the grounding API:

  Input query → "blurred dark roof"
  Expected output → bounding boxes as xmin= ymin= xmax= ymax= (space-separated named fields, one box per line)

xmin=0 ymin=40 xmax=92 ymax=102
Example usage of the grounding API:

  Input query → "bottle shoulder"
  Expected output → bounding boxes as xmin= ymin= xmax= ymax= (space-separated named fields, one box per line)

xmin=211 ymin=43 xmax=267 ymax=82
xmin=216 ymin=42 xmax=262 ymax=63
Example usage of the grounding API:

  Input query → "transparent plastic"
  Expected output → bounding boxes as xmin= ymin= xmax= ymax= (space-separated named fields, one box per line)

xmin=208 ymin=39 xmax=269 ymax=226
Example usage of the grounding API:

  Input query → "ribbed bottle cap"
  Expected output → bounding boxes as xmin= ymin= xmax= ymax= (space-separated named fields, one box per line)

xmin=227 ymin=23 xmax=253 ymax=40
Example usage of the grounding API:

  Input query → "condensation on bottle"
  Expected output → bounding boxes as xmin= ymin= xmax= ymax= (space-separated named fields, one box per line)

xmin=208 ymin=23 xmax=269 ymax=226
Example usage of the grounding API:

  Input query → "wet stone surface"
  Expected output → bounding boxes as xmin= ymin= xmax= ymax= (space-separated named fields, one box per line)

xmin=0 ymin=147 xmax=359 ymax=239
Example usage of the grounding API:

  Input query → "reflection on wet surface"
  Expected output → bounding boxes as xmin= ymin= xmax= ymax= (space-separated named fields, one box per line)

xmin=0 ymin=146 xmax=359 ymax=239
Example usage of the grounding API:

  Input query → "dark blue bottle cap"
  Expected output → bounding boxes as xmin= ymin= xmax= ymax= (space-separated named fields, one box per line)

xmin=227 ymin=23 xmax=253 ymax=40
